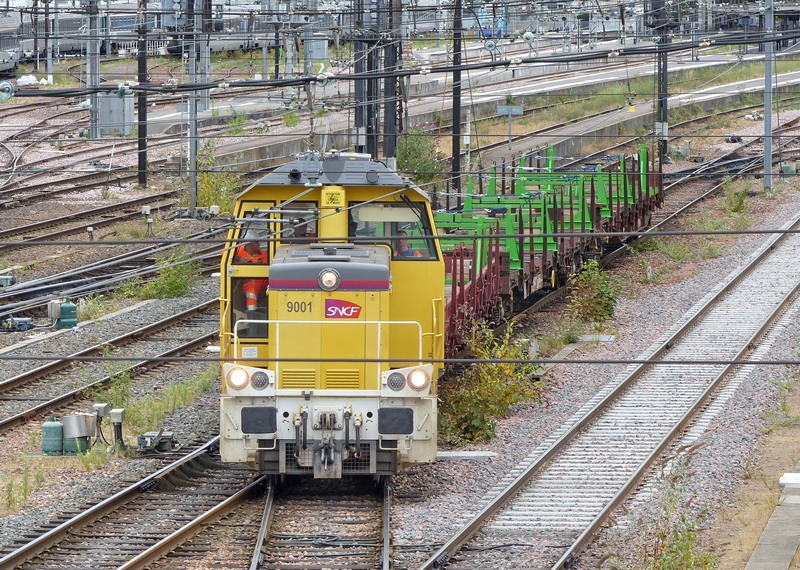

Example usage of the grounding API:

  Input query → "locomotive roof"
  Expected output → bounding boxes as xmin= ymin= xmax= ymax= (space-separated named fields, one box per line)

xmin=242 ymin=153 xmax=429 ymax=202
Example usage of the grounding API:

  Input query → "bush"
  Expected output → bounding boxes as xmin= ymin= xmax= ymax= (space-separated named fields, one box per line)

xmin=196 ymin=140 xmax=242 ymax=214
xmin=566 ymin=259 xmax=620 ymax=323
xmin=397 ymin=126 xmax=443 ymax=184
xmin=440 ymin=323 xmax=540 ymax=444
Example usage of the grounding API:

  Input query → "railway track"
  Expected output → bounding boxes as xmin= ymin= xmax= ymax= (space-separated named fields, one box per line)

xmin=247 ymin=478 xmax=391 ymax=570
xmin=0 ymin=299 xmax=218 ymax=434
xmin=0 ymin=437 xmax=263 ymax=569
xmin=0 ymin=191 xmax=177 ymax=253
xmin=419 ymin=209 xmax=800 ymax=569
xmin=0 ymin=226 xmax=227 ymax=318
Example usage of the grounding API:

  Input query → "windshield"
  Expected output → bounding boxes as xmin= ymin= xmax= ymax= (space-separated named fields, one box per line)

xmin=348 ymin=201 xmax=437 ymax=260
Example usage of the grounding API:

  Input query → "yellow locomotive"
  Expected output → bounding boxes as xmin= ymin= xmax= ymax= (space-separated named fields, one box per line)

xmin=219 ymin=152 xmax=445 ymax=478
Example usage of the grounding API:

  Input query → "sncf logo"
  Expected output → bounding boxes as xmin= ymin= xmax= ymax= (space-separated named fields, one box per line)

xmin=325 ymin=299 xmax=362 ymax=319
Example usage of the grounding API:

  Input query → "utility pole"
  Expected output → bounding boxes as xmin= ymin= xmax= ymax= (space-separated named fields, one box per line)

xmin=137 ymin=0 xmax=148 ymax=186
xmin=105 ymin=0 xmax=111 ymax=55
xmin=652 ymin=0 xmax=671 ymax=166
xmin=32 ymin=0 xmax=39 ymax=71
xmin=188 ymin=0 xmax=199 ymax=217
xmin=382 ymin=0 xmax=400 ymax=166
xmin=88 ymin=0 xmax=99 ymax=138
xmin=53 ymin=0 xmax=59 ymax=58
xmin=199 ymin=0 xmax=210 ymax=111
xmin=451 ymin=0 xmax=462 ymax=196
xmin=764 ymin=0 xmax=773 ymax=190
xmin=261 ymin=0 xmax=268 ymax=79
xmin=354 ymin=0 xmax=366 ymax=153
xmin=274 ymin=24 xmax=280 ymax=78
xmin=45 ymin=0 xmax=51 ymax=84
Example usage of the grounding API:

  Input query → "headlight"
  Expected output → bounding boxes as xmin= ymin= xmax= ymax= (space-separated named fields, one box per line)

xmin=386 ymin=372 xmax=406 ymax=391
xmin=251 ymin=370 xmax=270 ymax=389
xmin=318 ymin=268 xmax=340 ymax=291
xmin=407 ymin=368 xmax=430 ymax=391
xmin=227 ymin=367 xmax=249 ymax=390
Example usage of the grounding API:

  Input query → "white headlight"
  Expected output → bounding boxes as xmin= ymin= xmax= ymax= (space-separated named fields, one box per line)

xmin=408 ymin=368 xmax=430 ymax=391
xmin=318 ymin=268 xmax=340 ymax=291
xmin=227 ymin=367 xmax=249 ymax=390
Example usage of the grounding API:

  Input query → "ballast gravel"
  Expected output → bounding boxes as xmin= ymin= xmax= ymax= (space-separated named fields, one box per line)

xmin=389 ymin=187 xmax=800 ymax=567
xmin=1 ymin=134 xmax=800 ymax=566
xmin=0 ymin=277 xmax=222 ymax=554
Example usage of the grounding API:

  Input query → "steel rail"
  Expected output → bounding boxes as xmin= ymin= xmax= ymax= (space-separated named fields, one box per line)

xmin=118 ymin=474 xmax=269 ymax=570
xmin=552 ymin=215 xmax=800 ymax=568
xmin=0 ymin=436 xmax=222 ymax=569
xmin=0 ymin=191 xmax=176 ymax=243
xmin=248 ymin=482 xmax=277 ymax=570
xmin=0 ymin=330 xmax=218 ymax=433
xmin=0 ymin=298 xmax=217 ymax=394
xmin=382 ymin=480 xmax=392 ymax=570
xmin=418 ymin=212 xmax=800 ymax=570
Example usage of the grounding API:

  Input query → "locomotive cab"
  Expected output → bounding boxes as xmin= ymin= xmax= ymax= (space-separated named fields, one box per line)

xmin=220 ymin=153 xmax=444 ymax=478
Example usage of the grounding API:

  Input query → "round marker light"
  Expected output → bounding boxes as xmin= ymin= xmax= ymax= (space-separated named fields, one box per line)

xmin=318 ymin=268 xmax=340 ymax=291
xmin=227 ymin=367 xmax=249 ymax=390
xmin=251 ymin=371 xmax=270 ymax=389
xmin=387 ymin=372 xmax=406 ymax=391
xmin=407 ymin=368 xmax=430 ymax=391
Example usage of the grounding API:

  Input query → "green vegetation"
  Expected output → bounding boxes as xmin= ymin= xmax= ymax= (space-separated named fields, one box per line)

xmin=100 ymin=186 xmax=118 ymax=201
xmin=397 ymin=126 xmax=444 ymax=184
xmin=76 ymin=445 xmax=117 ymax=472
xmin=534 ymin=319 xmax=584 ymax=355
xmin=0 ymin=456 xmax=48 ymax=515
xmin=226 ymin=111 xmax=247 ymax=134
xmin=283 ymin=111 xmax=299 ymax=128
xmin=126 ymin=365 xmax=217 ymax=433
xmin=439 ymin=323 xmax=540 ymax=444
xmin=195 ymin=140 xmax=243 ymax=214
xmin=722 ymin=181 xmax=749 ymax=214
xmin=118 ymin=246 xmax=200 ymax=300
xmin=76 ymin=294 xmax=110 ymax=322
xmin=637 ymin=454 xmax=718 ymax=569
xmin=763 ymin=375 xmax=800 ymax=433
xmin=566 ymin=260 xmax=620 ymax=323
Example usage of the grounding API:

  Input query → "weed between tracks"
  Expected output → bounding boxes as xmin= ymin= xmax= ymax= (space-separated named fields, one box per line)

xmin=116 ymin=245 xmax=201 ymax=299
xmin=638 ymin=452 xmax=718 ymax=569
xmin=626 ymin=182 xmax=762 ymax=286
xmin=124 ymin=364 xmax=217 ymax=435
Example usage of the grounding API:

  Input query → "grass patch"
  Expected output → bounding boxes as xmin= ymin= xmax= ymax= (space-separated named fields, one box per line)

xmin=76 ymin=294 xmax=110 ymax=321
xmin=118 ymin=246 xmax=201 ymax=300
xmin=534 ymin=318 xmax=585 ymax=356
xmin=125 ymin=365 xmax=217 ymax=434
xmin=113 ymin=218 xmax=167 ymax=240
xmin=635 ymin=452 xmax=719 ymax=569
xmin=226 ymin=111 xmax=247 ymax=135
xmin=76 ymin=445 xmax=119 ymax=472
xmin=0 ymin=453 xmax=56 ymax=516
xmin=439 ymin=323 xmax=540 ymax=445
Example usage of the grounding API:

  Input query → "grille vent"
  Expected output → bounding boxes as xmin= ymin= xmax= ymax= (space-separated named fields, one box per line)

xmin=280 ymin=369 xmax=316 ymax=389
xmin=325 ymin=369 xmax=361 ymax=389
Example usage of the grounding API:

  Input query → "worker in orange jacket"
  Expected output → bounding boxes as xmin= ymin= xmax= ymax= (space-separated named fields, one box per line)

xmin=235 ymin=239 xmax=268 ymax=315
